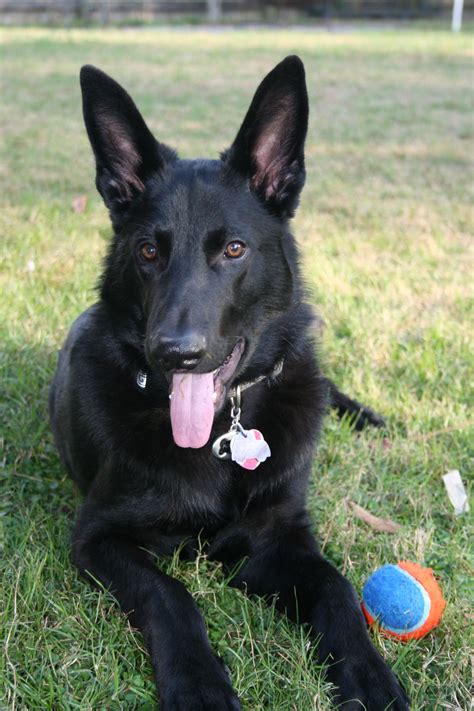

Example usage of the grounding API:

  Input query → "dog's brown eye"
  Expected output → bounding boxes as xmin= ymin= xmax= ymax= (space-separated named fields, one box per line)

xmin=141 ymin=243 xmax=157 ymax=261
xmin=224 ymin=241 xmax=246 ymax=259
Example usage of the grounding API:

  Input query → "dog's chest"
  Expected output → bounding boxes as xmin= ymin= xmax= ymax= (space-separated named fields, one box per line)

xmin=174 ymin=457 xmax=245 ymax=528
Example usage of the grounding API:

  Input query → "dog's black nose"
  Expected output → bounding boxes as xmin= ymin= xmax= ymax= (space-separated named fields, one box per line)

xmin=151 ymin=331 xmax=207 ymax=371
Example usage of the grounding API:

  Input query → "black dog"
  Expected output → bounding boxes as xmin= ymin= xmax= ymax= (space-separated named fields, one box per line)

xmin=50 ymin=57 xmax=408 ymax=710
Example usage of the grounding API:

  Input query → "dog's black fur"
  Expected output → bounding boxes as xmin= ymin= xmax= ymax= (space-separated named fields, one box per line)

xmin=50 ymin=57 xmax=409 ymax=709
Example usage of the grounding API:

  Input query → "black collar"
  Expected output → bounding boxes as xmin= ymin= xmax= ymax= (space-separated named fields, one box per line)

xmin=136 ymin=359 xmax=284 ymax=396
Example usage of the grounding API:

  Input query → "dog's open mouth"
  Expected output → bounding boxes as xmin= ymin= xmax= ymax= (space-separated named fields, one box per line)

xmin=169 ymin=339 xmax=245 ymax=449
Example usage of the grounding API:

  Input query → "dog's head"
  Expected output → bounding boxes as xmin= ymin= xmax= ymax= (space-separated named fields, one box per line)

xmin=80 ymin=57 xmax=309 ymax=447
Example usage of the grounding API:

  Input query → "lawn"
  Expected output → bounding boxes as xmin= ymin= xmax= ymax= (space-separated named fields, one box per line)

xmin=1 ymin=25 xmax=473 ymax=711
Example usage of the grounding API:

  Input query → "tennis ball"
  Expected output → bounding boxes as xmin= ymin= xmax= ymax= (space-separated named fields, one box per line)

xmin=361 ymin=561 xmax=446 ymax=642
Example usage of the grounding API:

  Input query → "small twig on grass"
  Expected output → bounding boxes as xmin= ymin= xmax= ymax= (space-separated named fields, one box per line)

xmin=346 ymin=499 xmax=401 ymax=533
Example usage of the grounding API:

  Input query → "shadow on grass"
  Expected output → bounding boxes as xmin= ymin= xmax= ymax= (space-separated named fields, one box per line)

xmin=1 ymin=338 xmax=78 ymax=533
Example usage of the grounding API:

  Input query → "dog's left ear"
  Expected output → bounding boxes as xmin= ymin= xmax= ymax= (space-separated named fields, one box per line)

xmin=224 ymin=55 xmax=308 ymax=218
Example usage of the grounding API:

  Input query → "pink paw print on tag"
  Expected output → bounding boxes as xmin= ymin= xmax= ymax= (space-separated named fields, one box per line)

xmin=230 ymin=429 xmax=271 ymax=470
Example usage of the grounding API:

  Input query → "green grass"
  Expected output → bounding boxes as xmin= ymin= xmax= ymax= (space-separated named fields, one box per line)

xmin=1 ymin=26 xmax=473 ymax=711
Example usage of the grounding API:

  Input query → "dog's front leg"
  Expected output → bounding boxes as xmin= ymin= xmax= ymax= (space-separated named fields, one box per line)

xmin=220 ymin=518 xmax=409 ymax=711
xmin=72 ymin=504 xmax=240 ymax=711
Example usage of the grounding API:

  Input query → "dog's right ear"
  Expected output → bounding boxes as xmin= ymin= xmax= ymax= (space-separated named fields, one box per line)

xmin=80 ymin=65 xmax=175 ymax=223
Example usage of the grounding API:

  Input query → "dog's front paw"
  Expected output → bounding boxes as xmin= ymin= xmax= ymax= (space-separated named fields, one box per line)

xmin=161 ymin=684 xmax=241 ymax=711
xmin=330 ymin=649 xmax=409 ymax=710
xmin=160 ymin=657 xmax=241 ymax=711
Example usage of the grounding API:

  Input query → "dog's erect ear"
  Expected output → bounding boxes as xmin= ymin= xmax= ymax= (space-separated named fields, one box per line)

xmin=80 ymin=65 xmax=175 ymax=220
xmin=224 ymin=56 xmax=308 ymax=218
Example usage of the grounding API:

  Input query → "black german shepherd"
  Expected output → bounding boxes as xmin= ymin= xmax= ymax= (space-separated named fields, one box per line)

xmin=49 ymin=57 xmax=409 ymax=709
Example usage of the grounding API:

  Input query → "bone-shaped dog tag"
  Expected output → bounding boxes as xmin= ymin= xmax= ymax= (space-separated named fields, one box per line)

xmin=230 ymin=429 xmax=271 ymax=470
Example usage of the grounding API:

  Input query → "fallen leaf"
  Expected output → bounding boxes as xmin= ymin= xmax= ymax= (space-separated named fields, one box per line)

xmin=72 ymin=194 xmax=87 ymax=213
xmin=368 ymin=437 xmax=392 ymax=452
xmin=347 ymin=499 xmax=401 ymax=533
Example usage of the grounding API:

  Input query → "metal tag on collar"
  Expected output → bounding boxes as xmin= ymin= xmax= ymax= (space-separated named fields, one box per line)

xmin=212 ymin=386 xmax=243 ymax=460
xmin=211 ymin=385 xmax=271 ymax=469
xmin=137 ymin=370 xmax=147 ymax=389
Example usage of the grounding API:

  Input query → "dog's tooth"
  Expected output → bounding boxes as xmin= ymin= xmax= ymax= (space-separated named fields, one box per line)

xmin=213 ymin=391 xmax=218 ymax=403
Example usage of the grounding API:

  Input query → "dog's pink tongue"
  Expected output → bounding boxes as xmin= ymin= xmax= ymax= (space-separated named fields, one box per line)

xmin=170 ymin=372 xmax=215 ymax=448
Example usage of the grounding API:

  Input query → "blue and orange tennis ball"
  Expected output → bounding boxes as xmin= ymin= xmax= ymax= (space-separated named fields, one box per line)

xmin=361 ymin=561 xmax=446 ymax=642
